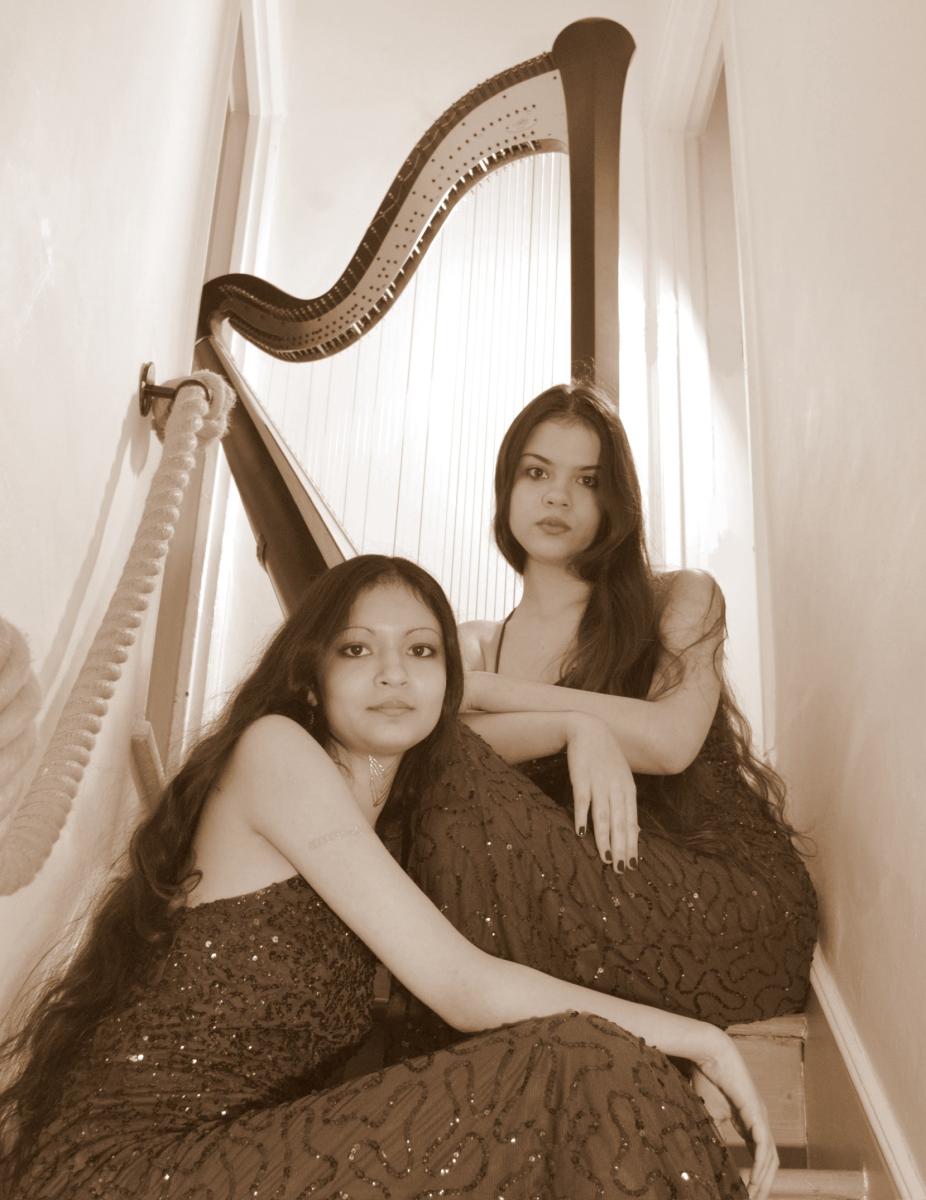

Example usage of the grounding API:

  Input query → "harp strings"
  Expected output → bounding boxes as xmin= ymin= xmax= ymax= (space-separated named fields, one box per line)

xmin=242 ymin=153 xmax=570 ymax=622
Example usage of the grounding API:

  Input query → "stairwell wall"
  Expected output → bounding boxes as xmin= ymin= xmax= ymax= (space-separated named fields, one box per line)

xmin=0 ymin=2 xmax=238 ymax=1025
xmin=722 ymin=0 xmax=926 ymax=1180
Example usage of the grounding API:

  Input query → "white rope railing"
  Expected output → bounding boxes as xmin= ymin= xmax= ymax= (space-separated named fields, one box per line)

xmin=0 ymin=372 xmax=235 ymax=896
xmin=0 ymin=623 xmax=41 ymax=839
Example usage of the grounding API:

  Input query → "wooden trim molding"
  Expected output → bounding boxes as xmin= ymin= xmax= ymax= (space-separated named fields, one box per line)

xmin=808 ymin=950 xmax=924 ymax=1199
xmin=129 ymin=721 xmax=166 ymax=811
xmin=716 ymin=0 xmax=778 ymax=759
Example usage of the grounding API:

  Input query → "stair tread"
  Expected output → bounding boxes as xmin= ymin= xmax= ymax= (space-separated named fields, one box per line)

xmin=704 ymin=1014 xmax=810 ymax=1150
xmin=728 ymin=1014 xmax=808 ymax=1041
xmin=697 ymin=1036 xmax=806 ymax=1148
xmin=740 ymin=1167 xmax=866 ymax=1198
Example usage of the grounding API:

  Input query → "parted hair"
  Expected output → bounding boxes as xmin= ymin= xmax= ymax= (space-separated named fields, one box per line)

xmin=0 ymin=555 xmax=463 ymax=1191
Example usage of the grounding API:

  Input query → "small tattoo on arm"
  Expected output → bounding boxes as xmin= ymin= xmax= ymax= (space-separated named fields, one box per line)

xmin=304 ymin=825 xmax=363 ymax=851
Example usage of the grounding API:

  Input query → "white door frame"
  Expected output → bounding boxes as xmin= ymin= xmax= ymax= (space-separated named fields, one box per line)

xmin=148 ymin=0 xmax=284 ymax=768
xmin=642 ymin=0 xmax=776 ymax=750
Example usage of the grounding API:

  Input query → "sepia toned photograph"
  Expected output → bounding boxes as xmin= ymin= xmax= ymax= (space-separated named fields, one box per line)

xmin=1 ymin=2 xmax=923 ymax=1197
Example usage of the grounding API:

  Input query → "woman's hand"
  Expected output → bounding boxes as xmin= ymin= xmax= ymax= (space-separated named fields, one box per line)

xmin=565 ymin=714 xmax=638 ymax=871
xmin=693 ymin=1032 xmax=779 ymax=1200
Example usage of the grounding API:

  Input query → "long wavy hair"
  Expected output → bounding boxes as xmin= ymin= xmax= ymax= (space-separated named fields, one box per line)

xmin=494 ymin=380 xmax=798 ymax=853
xmin=0 ymin=555 xmax=463 ymax=1191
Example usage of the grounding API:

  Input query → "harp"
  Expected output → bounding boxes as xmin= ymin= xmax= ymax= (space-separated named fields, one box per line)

xmin=196 ymin=17 xmax=635 ymax=614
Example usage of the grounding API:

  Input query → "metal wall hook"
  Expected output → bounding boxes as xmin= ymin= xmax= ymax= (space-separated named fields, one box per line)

xmin=138 ymin=362 xmax=182 ymax=418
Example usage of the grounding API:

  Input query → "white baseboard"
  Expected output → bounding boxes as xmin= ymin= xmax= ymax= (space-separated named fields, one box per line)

xmin=811 ymin=948 xmax=925 ymax=1199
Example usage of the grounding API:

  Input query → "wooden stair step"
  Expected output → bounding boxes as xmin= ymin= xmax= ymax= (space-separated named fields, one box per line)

xmin=727 ymin=1015 xmax=808 ymax=1041
xmin=699 ymin=1015 xmax=808 ymax=1150
xmin=742 ymin=1167 xmax=867 ymax=1198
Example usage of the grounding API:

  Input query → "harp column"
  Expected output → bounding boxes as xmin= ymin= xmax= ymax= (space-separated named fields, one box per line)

xmin=553 ymin=19 xmax=636 ymax=405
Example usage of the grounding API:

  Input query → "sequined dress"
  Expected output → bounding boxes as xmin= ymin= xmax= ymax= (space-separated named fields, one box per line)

xmin=401 ymin=713 xmax=817 ymax=1040
xmin=18 ymin=875 xmax=748 ymax=1199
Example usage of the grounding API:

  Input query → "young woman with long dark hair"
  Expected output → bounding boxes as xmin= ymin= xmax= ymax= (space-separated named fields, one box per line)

xmin=402 ymin=383 xmax=817 ymax=1032
xmin=0 ymin=555 xmax=775 ymax=1199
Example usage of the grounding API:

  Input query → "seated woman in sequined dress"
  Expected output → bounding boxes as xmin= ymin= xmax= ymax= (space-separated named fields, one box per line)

xmin=0 ymin=556 xmax=775 ymax=1199
xmin=401 ymin=383 xmax=817 ymax=1030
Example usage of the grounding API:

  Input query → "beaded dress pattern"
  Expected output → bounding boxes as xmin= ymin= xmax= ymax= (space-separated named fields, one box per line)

xmin=400 ymin=651 xmax=817 ymax=1041
xmin=19 ymin=876 xmax=748 ymax=1199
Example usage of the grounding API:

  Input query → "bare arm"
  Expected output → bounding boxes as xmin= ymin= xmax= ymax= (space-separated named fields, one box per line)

xmin=457 ymin=619 xmax=495 ymax=672
xmin=223 ymin=716 xmax=775 ymax=1197
xmin=466 ymin=710 xmax=639 ymax=872
xmin=463 ymin=709 xmax=575 ymax=763
xmin=459 ymin=626 xmax=598 ymax=766
xmin=231 ymin=715 xmax=699 ymax=1046
xmin=465 ymin=571 xmax=724 ymax=775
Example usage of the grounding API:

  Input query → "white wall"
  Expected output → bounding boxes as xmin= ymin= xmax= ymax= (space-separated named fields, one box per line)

xmin=724 ymin=0 xmax=926 ymax=1176
xmin=678 ymin=72 xmax=765 ymax=735
xmin=0 ymin=1 xmax=238 ymax=1020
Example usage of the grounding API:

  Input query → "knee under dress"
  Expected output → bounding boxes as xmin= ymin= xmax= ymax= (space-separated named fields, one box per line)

xmin=399 ymin=712 xmax=817 ymax=1037
xmin=17 ymin=875 xmax=748 ymax=1199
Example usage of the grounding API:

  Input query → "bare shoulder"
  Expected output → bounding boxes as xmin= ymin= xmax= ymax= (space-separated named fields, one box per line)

xmin=657 ymin=569 xmax=725 ymax=642
xmin=229 ymin=714 xmax=340 ymax=805
xmin=663 ymin=567 xmax=723 ymax=609
xmin=457 ymin=619 xmax=500 ymax=671
xmin=235 ymin=712 xmax=323 ymax=763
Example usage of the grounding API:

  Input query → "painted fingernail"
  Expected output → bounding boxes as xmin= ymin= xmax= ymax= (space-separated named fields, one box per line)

xmin=604 ymin=850 xmax=612 ymax=864
xmin=578 ymin=826 xmax=586 ymax=838
xmin=629 ymin=857 xmax=638 ymax=870
xmin=617 ymin=859 xmax=626 ymax=873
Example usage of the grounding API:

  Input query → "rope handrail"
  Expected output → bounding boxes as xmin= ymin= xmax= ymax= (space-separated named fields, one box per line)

xmin=0 ymin=372 xmax=235 ymax=896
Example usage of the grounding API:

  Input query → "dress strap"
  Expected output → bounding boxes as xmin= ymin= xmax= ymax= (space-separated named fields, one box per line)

xmin=493 ymin=611 xmax=515 ymax=673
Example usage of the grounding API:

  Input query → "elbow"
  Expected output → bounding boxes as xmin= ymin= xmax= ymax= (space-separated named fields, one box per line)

xmin=641 ymin=710 xmax=709 ymax=775
xmin=430 ymin=954 xmax=515 ymax=1034
xmin=441 ymin=1004 xmax=491 ymax=1036
xmin=650 ymin=738 xmax=700 ymax=776
xmin=661 ymin=751 xmax=697 ymax=776
xmin=434 ymin=981 xmax=499 ymax=1034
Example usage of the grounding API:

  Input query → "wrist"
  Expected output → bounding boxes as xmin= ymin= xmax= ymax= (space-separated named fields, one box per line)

xmin=696 ymin=1026 xmax=736 ymax=1072
xmin=563 ymin=711 xmax=589 ymax=742
xmin=564 ymin=710 xmax=608 ymax=739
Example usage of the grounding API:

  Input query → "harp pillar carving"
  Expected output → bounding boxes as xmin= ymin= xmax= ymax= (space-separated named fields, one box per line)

xmin=553 ymin=18 xmax=636 ymax=401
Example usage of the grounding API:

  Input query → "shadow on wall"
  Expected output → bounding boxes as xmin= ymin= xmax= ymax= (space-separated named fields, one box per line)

xmin=37 ymin=399 xmax=152 ymax=708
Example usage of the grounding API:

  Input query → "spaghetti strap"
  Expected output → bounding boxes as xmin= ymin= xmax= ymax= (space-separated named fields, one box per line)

xmin=492 ymin=610 xmax=515 ymax=673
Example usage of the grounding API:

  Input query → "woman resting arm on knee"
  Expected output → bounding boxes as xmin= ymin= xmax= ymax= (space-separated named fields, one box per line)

xmin=402 ymin=383 xmax=817 ymax=1029
xmin=0 ymin=556 xmax=774 ymax=1200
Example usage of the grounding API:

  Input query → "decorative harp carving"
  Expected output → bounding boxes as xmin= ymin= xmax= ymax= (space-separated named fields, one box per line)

xmin=197 ymin=18 xmax=635 ymax=612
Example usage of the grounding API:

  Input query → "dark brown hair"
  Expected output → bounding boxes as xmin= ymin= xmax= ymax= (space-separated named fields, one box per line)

xmin=0 ymin=555 xmax=463 ymax=1189
xmin=495 ymin=381 xmax=660 ymax=696
xmin=494 ymin=380 xmax=798 ymax=854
